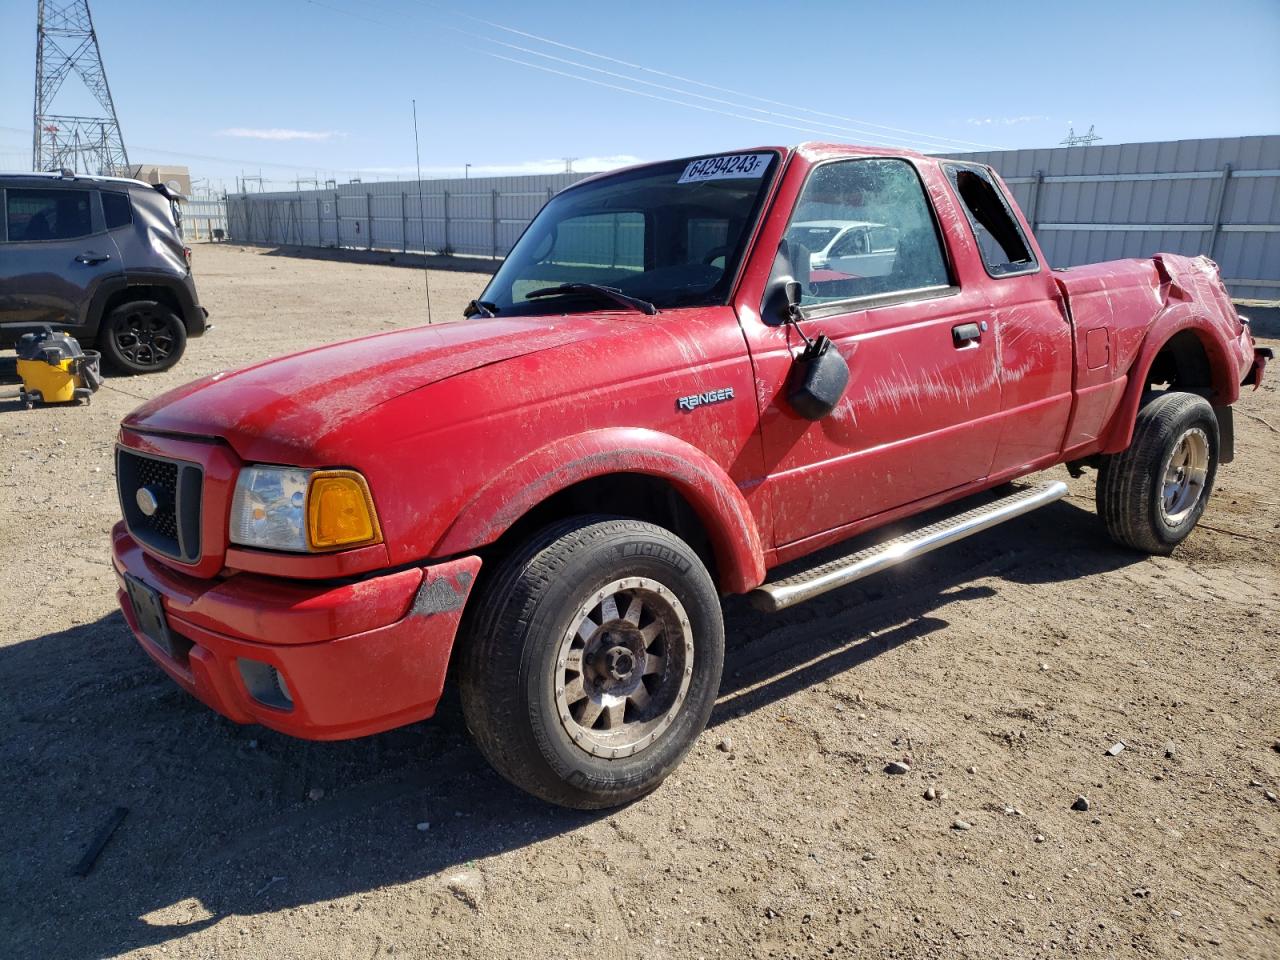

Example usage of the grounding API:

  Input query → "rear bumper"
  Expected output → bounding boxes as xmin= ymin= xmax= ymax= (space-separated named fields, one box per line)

xmin=111 ymin=522 xmax=480 ymax=740
xmin=1245 ymin=345 xmax=1272 ymax=390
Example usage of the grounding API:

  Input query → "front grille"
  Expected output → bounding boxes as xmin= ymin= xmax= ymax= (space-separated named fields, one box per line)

xmin=117 ymin=448 xmax=203 ymax=563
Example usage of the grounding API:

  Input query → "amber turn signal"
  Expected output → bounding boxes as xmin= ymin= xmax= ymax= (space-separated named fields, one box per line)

xmin=306 ymin=470 xmax=382 ymax=550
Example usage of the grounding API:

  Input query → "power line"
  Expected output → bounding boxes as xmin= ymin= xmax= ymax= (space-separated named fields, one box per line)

xmin=416 ymin=0 xmax=1005 ymax=151
xmin=446 ymin=28 xmax=976 ymax=153
xmin=0 ymin=123 xmax=369 ymax=179
xmin=477 ymin=49 xmax=861 ymax=142
xmin=303 ymin=0 xmax=999 ymax=153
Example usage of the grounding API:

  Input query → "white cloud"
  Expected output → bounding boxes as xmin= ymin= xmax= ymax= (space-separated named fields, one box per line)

xmin=218 ymin=128 xmax=346 ymax=142
xmin=965 ymin=115 xmax=1050 ymax=127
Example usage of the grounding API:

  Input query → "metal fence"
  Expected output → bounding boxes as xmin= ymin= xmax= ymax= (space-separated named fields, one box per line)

xmin=950 ymin=135 xmax=1279 ymax=302
xmin=180 ymin=196 xmax=228 ymax=242
xmin=225 ymin=173 xmax=586 ymax=260
xmin=221 ymin=136 xmax=1279 ymax=301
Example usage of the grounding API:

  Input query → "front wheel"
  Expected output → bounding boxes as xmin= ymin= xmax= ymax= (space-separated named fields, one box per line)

xmin=99 ymin=299 xmax=187 ymax=374
xmin=458 ymin=517 xmax=725 ymax=809
xmin=1096 ymin=391 xmax=1219 ymax=554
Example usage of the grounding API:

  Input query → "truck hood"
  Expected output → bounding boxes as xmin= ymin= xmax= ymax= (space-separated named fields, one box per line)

xmin=123 ymin=316 xmax=613 ymax=460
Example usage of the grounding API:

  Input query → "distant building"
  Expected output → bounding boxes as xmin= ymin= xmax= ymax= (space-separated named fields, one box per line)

xmin=127 ymin=164 xmax=191 ymax=198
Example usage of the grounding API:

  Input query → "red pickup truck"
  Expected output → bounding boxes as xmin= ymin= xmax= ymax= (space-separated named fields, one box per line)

xmin=112 ymin=144 xmax=1269 ymax=809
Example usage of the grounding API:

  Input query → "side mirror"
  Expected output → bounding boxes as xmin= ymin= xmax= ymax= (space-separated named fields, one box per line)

xmin=787 ymin=335 xmax=849 ymax=421
xmin=784 ymin=279 xmax=802 ymax=317
xmin=762 ymin=239 xmax=812 ymax=325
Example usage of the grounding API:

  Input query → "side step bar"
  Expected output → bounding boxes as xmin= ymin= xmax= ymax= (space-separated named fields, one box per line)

xmin=749 ymin=480 xmax=1069 ymax=613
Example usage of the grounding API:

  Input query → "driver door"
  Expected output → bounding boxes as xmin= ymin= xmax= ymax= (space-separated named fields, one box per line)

xmin=742 ymin=157 xmax=1002 ymax=550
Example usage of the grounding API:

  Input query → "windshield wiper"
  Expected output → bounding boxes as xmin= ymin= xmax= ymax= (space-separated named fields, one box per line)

xmin=525 ymin=283 xmax=658 ymax=316
xmin=464 ymin=299 xmax=499 ymax=318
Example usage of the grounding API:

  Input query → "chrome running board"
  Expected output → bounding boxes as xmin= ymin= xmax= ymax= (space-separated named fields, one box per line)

xmin=749 ymin=480 xmax=1069 ymax=613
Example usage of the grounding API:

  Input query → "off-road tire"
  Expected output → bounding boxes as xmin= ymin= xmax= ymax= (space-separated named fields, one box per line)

xmin=458 ymin=517 xmax=724 ymax=809
xmin=99 ymin=300 xmax=187 ymax=374
xmin=1096 ymin=391 xmax=1219 ymax=555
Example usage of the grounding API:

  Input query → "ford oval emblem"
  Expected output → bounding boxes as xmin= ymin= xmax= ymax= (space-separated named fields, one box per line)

xmin=135 ymin=486 xmax=160 ymax=517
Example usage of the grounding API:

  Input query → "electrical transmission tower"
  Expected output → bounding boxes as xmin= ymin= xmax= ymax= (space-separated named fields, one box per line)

xmin=33 ymin=0 xmax=129 ymax=174
xmin=1060 ymin=125 xmax=1101 ymax=147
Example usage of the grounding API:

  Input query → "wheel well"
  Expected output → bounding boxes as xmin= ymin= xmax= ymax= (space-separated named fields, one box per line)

xmin=477 ymin=473 xmax=720 ymax=587
xmin=98 ymin=285 xmax=184 ymax=330
xmin=1144 ymin=329 xmax=1214 ymax=397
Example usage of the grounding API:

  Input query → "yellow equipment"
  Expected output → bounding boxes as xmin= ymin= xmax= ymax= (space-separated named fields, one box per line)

xmin=16 ymin=327 xmax=101 ymax=408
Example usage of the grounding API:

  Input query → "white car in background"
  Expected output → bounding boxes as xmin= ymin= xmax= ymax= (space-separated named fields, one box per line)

xmin=785 ymin=219 xmax=900 ymax=275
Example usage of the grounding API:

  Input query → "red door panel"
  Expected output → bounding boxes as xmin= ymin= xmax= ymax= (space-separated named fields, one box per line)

xmin=748 ymin=286 xmax=1000 ymax=547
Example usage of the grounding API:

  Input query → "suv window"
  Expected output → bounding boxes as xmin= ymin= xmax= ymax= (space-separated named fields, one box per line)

xmin=6 ymin=188 xmax=93 ymax=242
xmin=102 ymin=191 xmax=133 ymax=230
xmin=785 ymin=159 xmax=949 ymax=306
xmin=944 ymin=165 xmax=1037 ymax=277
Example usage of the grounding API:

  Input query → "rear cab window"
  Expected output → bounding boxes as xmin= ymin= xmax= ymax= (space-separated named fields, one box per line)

xmin=943 ymin=164 xmax=1038 ymax=277
xmin=5 ymin=187 xmax=93 ymax=242
xmin=781 ymin=157 xmax=952 ymax=311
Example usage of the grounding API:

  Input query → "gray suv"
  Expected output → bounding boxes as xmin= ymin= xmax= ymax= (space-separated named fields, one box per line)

xmin=0 ymin=172 xmax=208 ymax=373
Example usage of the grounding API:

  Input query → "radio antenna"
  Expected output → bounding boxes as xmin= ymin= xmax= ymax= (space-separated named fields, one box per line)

xmin=412 ymin=98 xmax=433 ymax=324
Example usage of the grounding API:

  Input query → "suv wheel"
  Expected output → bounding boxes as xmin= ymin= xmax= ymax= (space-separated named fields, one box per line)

xmin=99 ymin=299 xmax=187 ymax=374
xmin=1096 ymin=391 xmax=1219 ymax=554
xmin=459 ymin=517 xmax=724 ymax=809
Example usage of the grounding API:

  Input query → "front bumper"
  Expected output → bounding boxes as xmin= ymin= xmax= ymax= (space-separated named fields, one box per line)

xmin=111 ymin=522 xmax=480 ymax=740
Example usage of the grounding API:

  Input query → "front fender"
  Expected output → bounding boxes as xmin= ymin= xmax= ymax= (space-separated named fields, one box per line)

xmin=433 ymin=428 xmax=767 ymax=593
xmin=1101 ymin=302 xmax=1243 ymax=454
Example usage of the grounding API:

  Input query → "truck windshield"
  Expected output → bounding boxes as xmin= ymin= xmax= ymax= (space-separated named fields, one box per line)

xmin=476 ymin=151 xmax=781 ymax=316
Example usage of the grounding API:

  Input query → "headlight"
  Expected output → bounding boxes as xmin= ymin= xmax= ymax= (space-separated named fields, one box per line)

xmin=230 ymin=466 xmax=382 ymax=553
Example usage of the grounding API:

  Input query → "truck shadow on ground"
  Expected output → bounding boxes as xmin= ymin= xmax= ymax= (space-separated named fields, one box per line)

xmin=1 ymin=492 xmax=1144 ymax=959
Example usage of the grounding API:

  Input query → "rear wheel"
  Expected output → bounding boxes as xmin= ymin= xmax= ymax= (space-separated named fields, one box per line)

xmin=99 ymin=299 xmax=187 ymax=374
xmin=458 ymin=517 xmax=724 ymax=809
xmin=1096 ymin=391 xmax=1219 ymax=554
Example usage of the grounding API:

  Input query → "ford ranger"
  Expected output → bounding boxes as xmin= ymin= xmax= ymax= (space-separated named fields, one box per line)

xmin=111 ymin=144 xmax=1270 ymax=809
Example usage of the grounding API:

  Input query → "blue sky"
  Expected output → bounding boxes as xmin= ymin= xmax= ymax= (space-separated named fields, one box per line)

xmin=2 ymin=0 xmax=1277 ymax=192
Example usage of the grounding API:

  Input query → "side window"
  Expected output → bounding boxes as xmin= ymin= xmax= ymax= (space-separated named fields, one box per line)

xmin=944 ymin=165 xmax=1037 ymax=277
xmin=102 ymin=191 xmax=133 ymax=230
xmin=6 ymin=188 xmax=93 ymax=242
xmin=784 ymin=158 xmax=950 ymax=305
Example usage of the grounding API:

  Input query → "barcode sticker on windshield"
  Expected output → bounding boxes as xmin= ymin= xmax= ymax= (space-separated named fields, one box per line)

xmin=677 ymin=154 xmax=771 ymax=184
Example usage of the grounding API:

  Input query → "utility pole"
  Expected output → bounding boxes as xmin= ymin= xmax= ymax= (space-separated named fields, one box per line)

xmin=1060 ymin=124 xmax=1101 ymax=147
xmin=33 ymin=0 xmax=130 ymax=174
xmin=563 ymin=157 xmax=577 ymax=174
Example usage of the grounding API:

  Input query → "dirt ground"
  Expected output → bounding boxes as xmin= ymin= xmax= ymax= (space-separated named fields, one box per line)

xmin=1 ymin=244 xmax=1276 ymax=960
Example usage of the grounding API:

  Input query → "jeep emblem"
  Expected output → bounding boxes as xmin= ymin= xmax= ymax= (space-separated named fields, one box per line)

xmin=135 ymin=486 xmax=160 ymax=517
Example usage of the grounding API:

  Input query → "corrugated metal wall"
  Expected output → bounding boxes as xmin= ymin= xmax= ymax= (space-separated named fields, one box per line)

xmin=948 ymin=135 xmax=1279 ymax=301
xmin=179 ymin=196 xmax=227 ymax=242
xmin=223 ymin=136 xmax=1279 ymax=301
xmin=225 ymin=173 xmax=587 ymax=259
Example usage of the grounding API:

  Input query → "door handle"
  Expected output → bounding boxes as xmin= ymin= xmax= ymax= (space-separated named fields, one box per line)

xmin=952 ymin=322 xmax=982 ymax=347
xmin=75 ymin=252 xmax=111 ymax=265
